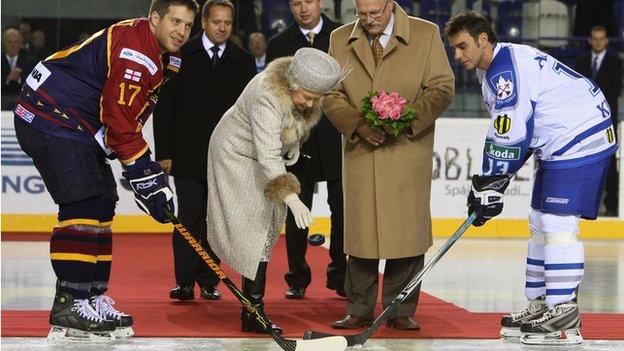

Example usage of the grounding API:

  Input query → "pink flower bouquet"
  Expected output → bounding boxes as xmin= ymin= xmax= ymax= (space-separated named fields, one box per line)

xmin=361 ymin=90 xmax=415 ymax=137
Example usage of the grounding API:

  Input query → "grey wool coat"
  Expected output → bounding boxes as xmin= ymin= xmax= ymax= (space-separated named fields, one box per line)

xmin=206 ymin=57 xmax=322 ymax=280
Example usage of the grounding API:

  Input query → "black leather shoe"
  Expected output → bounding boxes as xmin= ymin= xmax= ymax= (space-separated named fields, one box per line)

xmin=386 ymin=316 xmax=421 ymax=330
xmin=285 ymin=286 xmax=305 ymax=299
xmin=331 ymin=314 xmax=372 ymax=329
xmin=200 ymin=286 xmax=221 ymax=300
xmin=169 ymin=285 xmax=194 ymax=300
xmin=326 ymin=282 xmax=347 ymax=297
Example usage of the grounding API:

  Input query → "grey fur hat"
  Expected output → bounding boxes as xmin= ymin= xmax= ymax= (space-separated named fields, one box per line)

xmin=287 ymin=47 xmax=348 ymax=94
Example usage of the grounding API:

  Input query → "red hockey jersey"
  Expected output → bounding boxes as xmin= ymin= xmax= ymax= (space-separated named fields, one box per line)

xmin=16 ymin=18 xmax=181 ymax=163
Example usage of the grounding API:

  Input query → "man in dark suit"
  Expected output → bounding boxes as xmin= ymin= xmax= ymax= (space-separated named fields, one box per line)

xmin=2 ymin=28 xmax=35 ymax=110
xmin=153 ymin=0 xmax=256 ymax=300
xmin=576 ymin=25 xmax=623 ymax=216
xmin=266 ymin=0 xmax=346 ymax=300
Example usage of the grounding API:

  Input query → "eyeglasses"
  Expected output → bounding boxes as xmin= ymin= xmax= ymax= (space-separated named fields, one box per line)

xmin=354 ymin=0 xmax=389 ymax=21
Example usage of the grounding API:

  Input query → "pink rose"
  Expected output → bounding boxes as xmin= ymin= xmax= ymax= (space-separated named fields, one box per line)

xmin=370 ymin=90 xmax=407 ymax=121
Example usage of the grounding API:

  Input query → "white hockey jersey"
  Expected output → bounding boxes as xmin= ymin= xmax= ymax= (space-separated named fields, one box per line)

xmin=477 ymin=43 xmax=616 ymax=176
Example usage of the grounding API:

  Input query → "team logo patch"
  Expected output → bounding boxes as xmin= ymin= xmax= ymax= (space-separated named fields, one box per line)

xmin=606 ymin=127 xmax=615 ymax=143
xmin=546 ymin=197 xmax=569 ymax=205
xmin=494 ymin=114 xmax=512 ymax=134
xmin=169 ymin=56 xmax=181 ymax=68
xmin=26 ymin=62 xmax=51 ymax=91
xmin=493 ymin=72 xmax=515 ymax=101
xmin=485 ymin=141 xmax=520 ymax=160
xmin=119 ymin=48 xmax=158 ymax=75
xmin=124 ymin=69 xmax=142 ymax=82
xmin=15 ymin=104 xmax=35 ymax=123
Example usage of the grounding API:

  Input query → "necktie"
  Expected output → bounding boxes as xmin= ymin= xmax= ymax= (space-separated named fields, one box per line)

xmin=591 ymin=56 xmax=598 ymax=80
xmin=210 ymin=46 xmax=220 ymax=68
xmin=8 ymin=55 xmax=17 ymax=67
xmin=306 ymin=31 xmax=315 ymax=46
xmin=372 ymin=35 xmax=383 ymax=65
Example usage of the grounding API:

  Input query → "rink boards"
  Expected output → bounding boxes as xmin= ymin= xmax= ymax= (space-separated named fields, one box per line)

xmin=2 ymin=112 xmax=624 ymax=238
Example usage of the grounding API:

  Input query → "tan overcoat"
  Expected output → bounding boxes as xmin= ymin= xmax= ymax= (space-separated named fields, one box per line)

xmin=323 ymin=5 xmax=455 ymax=259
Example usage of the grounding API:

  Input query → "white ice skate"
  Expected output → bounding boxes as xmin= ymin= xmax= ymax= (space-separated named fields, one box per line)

xmin=519 ymin=301 xmax=583 ymax=345
xmin=500 ymin=295 xmax=547 ymax=339
xmin=91 ymin=295 xmax=135 ymax=338
xmin=47 ymin=293 xmax=116 ymax=345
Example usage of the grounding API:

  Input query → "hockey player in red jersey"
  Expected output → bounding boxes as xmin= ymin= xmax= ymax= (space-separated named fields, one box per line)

xmin=13 ymin=0 xmax=199 ymax=344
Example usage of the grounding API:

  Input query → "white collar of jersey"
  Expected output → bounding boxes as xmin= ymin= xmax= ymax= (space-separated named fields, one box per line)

xmin=202 ymin=33 xmax=227 ymax=58
xmin=299 ymin=16 xmax=324 ymax=37
xmin=477 ymin=42 xmax=503 ymax=79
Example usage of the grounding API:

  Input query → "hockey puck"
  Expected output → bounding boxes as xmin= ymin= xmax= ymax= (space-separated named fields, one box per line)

xmin=308 ymin=233 xmax=325 ymax=246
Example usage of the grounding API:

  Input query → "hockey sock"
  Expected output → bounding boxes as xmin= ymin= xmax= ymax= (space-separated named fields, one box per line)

xmin=544 ymin=239 xmax=584 ymax=309
xmin=92 ymin=201 xmax=115 ymax=296
xmin=91 ymin=224 xmax=112 ymax=295
xmin=524 ymin=235 xmax=546 ymax=300
xmin=50 ymin=222 xmax=99 ymax=298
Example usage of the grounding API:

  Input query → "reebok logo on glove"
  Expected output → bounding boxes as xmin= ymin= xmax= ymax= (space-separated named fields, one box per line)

xmin=122 ymin=155 xmax=175 ymax=223
xmin=136 ymin=179 xmax=158 ymax=190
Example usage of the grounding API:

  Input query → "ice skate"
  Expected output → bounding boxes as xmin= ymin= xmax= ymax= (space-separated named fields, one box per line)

xmin=91 ymin=295 xmax=134 ymax=338
xmin=520 ymin=301 xmax=583 ymax=345
xmin=500 ymin=295 xmax=547 ymax=339
xmin=47 ymin=291 xmax=116 ymax=345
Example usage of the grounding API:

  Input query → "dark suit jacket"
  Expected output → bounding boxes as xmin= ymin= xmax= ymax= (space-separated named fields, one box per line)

xmin=1 ymin=51 xmax=36 ymax=109
xmin=266 ymin=15 xmax=341 ymax=182
xmin=153 ymin=34 xmax=256 ymax=180
xmin=576 ymin=52 xmax=623 ymax=124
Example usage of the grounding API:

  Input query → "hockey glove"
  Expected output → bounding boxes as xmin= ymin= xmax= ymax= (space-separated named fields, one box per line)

xmin=122 ymin=154 xmax=175 ymax=223
xmin=467 ymin=175 xmax=510 ymax=227
xmin=284 ymin=147 xmax=300 ymax=166
xmin=284 ymin=193 xmax=313 ymax=229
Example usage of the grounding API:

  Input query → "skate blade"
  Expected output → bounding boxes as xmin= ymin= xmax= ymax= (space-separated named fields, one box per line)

xmin=112 ymin=326 xmax=134 ymax=339
xmin=500 ymin=327 xmax=521 ymax=340
xmin=520 ymin=329 xmax=583 ymax=345
xmin=47 ymin=326 xmax=116 ymax=345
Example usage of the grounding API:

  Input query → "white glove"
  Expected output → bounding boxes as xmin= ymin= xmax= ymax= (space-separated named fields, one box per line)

xmin=284 ymin=147 xmax=300 ymax=166
xmin=284 ymin=193 xmax=313 ymax=229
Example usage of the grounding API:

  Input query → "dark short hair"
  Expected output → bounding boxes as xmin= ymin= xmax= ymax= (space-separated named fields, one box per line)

xmin=590 ymin=25 xmax=608 ymax=36
xmin=202 ymin=0 xmax=235 ymax=19
xmin=149 ymin=0 xmax=199 ymax=18
xmin=444 ymin=10 xmax=498 ymax=45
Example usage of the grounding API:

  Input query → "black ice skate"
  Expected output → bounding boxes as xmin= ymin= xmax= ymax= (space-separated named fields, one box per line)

xmin=520 ymin=301 xmax=583 ymax=345
xmin=91 ymin=295 xmax=135 ymax=338
xmin=500 ymin=294 xmax=547 ymax=339
xmin=47 ymin=291 xmax=116 ymax=344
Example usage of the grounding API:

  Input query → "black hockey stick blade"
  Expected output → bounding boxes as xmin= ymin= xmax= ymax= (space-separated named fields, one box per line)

xmin=303 ymin=212 xmax=478 ymax=347
xmin=163 ymin=208 xmax=348 ymax=351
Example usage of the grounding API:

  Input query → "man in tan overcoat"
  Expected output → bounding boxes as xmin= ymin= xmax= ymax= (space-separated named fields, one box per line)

xmin=323 ymin=0 xmax=455 ymax=330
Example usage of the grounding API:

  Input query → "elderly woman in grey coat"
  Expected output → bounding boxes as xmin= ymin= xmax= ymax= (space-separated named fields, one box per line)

xmin=206 ymin=48 xmax=346 ymax=333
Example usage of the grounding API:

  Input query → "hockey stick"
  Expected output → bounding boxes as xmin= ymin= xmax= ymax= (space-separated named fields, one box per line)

xmin=163 ymin=208 xmax=348 ymax=351
xmin=303 ymin=211 xmax=478 ymax=347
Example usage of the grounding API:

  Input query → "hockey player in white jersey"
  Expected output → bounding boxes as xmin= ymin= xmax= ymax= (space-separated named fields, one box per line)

xmin=445 ymin=11 xmax=617 ymax=345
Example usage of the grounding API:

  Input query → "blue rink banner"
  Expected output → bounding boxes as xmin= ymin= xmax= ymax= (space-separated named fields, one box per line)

xmin=3 ymin=112 xmax=623 ymax=237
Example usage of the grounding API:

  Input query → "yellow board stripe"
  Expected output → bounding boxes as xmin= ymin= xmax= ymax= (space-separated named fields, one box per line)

xmin=56 ymin=218 xmax=100 ymax=227
xmin=97 ymin=255 xmax=113 ymax=261
xmin=50 ymin=253 xmax=97 ymax=264
xmin=3 ymin=214 xmax=624 ymax=239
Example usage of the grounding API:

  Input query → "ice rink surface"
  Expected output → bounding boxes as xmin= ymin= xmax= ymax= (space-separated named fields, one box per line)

xmin=3 ymin=238 xmax=623 ymax=350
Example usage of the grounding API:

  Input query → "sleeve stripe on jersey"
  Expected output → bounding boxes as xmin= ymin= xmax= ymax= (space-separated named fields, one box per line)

xmin=47 ymin=28 xmax=105 ymax=61
xmin=120 ymin=144 xmax=150 ymax=165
